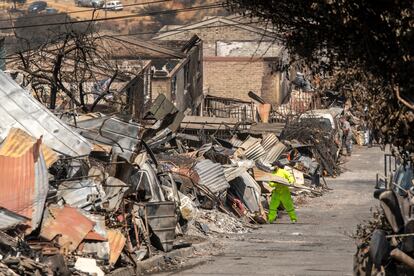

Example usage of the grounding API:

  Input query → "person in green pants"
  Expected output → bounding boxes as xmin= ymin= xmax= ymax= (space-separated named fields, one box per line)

xmin=268 ymin=162 xmax=297 ymax=223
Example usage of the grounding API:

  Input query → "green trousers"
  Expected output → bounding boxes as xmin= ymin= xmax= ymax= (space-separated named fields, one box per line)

xmin=268 ymin=185 xmax=297 ymax=223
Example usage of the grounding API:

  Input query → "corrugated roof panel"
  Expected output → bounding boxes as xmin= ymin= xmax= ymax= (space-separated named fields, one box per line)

xmin=261 ymin=142 xmax=287 ymax=164
xmin=0 ymin=207 xmax=28 ymax=230
xmin=261 ymin=133 xmax=279 ymax=151
xmin=222 ymin=164 xmax=247 ymax=182
xmin=0 ymin=147 xmax=34 ymax=219
xmin=229 ymin=136 xmax=243 ymax=147
xmin=236 ymin=136 xmax=266 ymax=161
xmin=0 ymin=71 xmax=92 ymax=157
xmin=0 ymin=136 xmax=48 ymax=232
xmin=194 ymin=159 xmax=229 ymax=194
xmin=240 ymin=136 xmax=261 ymax=150
xmin=230 ymin=171 xmax=261 ymax=213
xmin=32 ymin=150 xmax=49 ymax=231
xmin=244 ymin=143 xmax=266 ymax=161
xmin=0 ymin=128 xmax=58 ymax=167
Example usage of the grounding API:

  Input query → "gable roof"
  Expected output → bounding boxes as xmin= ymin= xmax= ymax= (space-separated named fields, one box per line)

xmin=99 ymin=35 xmax=186 ymax=59
xmin=153 ymin=15 xmax=277 ymax=40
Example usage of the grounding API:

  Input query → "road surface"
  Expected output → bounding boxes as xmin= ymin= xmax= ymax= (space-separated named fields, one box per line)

xmin=163 ymin=146 xmax=383 ymax=276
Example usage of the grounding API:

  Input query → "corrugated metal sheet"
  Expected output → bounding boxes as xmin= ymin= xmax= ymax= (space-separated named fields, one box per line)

xmin=229 ymin=136 xmax=243 ymax=147
xmin=0 ymin=128 xmax=58 ymax=167
xmin=239 ymin=137 xmax=266 ymax=161
xmin=261 ymin=142 xmax=287 ymax=164
xmin=0 ymin=37 xmax=5 ymax=71
xmin=75 ymin=116 xmax=141 ymax=153
xmin=193 ymin=159 xmax=229 ymax=194
xmin=0 ymin=207 xmax=28 ymax=230
xmin=0 ymin=135 xmax=48 ymax=233
xmin=222 ymin=164 xmax=247 ymax=182
xmin=229 ymin=171 xmax=261 ymax=213
xmin=0 ymin=71 xmax=92 ymax=156
xmin=261 ymin=133 xmax=279 ymax=151
xmin=40 ymin=205 xmax=94 ymax=252
xmin=107 ymin=229 xmax=126 ymax=265
xmin=57 ymin=179 xmax=104 ymax=210
xmin=33 ymin=149 xmax=49 ymax=231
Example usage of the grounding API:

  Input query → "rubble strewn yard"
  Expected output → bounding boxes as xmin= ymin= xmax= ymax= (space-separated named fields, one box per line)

xmin=0 ymin=70 xmax=343 ymax=275
xmin=159 ymin=146 xmax=382 ymax=275
xmin=0 ymin=1 xmax=412 ymax=275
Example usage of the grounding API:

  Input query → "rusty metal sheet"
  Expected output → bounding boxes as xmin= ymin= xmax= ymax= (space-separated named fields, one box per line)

xmin=84 ymin=231 xmax=107 ymax=241
xmin=0 ymin=128 xmax=58 ymax=167
xmin=0 ymin=71 xmax=92 ymax=157
xmin=107 ymin=229 xmax=126 ymax=265
xmin=0 ymin=134 xmax=48 ymax=232
xmin=40 ymin=205 xmax=94 ymax=252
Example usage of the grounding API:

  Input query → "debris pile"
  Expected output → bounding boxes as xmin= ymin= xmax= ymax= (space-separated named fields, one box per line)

xmin=281 ymin=108 xmax=343 ymax=176
xmin=0 ymin=71 xmax=332 ymax=274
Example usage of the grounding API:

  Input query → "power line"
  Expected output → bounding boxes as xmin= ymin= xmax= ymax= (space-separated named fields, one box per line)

xmin=111 ymin=20 xmax=272 ymax=38
xmin=0 ymin=0 xmax=172 ymax=23
xmin=0 ymin=3 xmax=226 ymax=31
xmin=1 ymin=20 xmax=278 ymax=60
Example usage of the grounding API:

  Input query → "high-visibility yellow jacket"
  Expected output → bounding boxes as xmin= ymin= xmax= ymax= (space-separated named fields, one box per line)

xmin=269 ymin=168 xmax=295 ymax=188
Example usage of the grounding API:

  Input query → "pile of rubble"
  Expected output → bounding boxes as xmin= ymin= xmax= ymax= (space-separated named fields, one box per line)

xmin=0 ymin=71 xmax=334 ymax=274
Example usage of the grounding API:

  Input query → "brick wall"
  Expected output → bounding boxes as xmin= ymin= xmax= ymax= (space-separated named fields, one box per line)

xmin=204 ymin=58 xmax=282 ymax=104
xmin=157 ymin=23 xmax=284 ymax=104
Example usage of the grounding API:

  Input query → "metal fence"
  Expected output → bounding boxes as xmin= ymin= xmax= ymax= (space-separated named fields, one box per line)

xmin=202 ymin=95 xmax=256 ymax=122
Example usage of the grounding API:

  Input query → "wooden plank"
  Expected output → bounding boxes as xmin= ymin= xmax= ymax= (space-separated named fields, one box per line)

xmin=180 ymin=115 xmax=245 ymax=130
xmin=252 ymin=167 xmax=311 ymax=190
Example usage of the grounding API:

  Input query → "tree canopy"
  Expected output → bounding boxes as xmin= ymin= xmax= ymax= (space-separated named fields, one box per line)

xmin=228 ymin=0 xmax=414 ymax=156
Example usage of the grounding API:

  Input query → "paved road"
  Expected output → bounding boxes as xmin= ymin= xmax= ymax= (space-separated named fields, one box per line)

xmin=164 ymin=146 xmax=384 ymax=276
